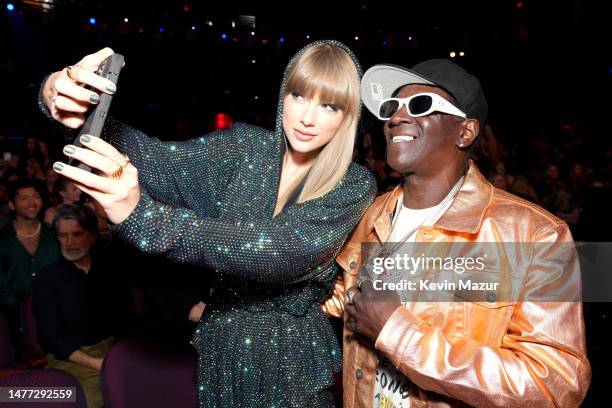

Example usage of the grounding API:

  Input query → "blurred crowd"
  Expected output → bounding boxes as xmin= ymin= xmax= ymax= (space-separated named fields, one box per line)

xmin=0 ymin=133 xmax=212 ymax=344
xmin=354 ymin=122 xmax=611 ymax=242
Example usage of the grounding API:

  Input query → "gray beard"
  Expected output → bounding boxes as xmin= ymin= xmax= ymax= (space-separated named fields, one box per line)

xmin=62 ymin=249 xmax=87 ymax=262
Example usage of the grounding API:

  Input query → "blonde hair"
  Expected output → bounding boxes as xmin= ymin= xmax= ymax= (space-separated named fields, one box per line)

xmin=281 ymin=44 xmax=361 ymax=207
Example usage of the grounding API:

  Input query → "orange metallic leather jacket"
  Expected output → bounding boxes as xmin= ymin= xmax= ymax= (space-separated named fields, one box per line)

xmin=322 ymin=162 xmax=591 ymax=407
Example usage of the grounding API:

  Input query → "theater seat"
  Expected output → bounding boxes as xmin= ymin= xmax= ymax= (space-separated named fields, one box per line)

xmin=0 ymin=368 xmax=88 ymax=408
xmin=101 ymin=332 xmax=197 ymax=408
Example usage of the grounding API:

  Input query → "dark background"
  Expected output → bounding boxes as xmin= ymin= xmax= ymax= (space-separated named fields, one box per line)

xmin=1 ymin=0 xmax=611 ymax=405
xmin=2 ymin=0 xmax=610 ymax=144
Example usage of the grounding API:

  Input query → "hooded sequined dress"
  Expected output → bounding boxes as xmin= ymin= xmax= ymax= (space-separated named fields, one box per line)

xmin=40 ymin=40 xmax=376 ymax=407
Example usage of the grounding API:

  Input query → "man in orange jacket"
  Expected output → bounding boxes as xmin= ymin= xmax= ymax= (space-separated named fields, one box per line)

xmin=323 ymin=59 xmax=590 ymax=407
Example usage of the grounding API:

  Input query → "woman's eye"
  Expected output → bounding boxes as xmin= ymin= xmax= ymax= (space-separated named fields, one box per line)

xmin=322 ymin=103 xmax=339 ymax=112
xmin=291 ymin=91 xmax=304 ymax=101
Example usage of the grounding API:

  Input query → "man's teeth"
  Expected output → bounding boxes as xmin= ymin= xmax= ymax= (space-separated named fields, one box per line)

xmin=392 ymin=136 xmax=415 ymax=142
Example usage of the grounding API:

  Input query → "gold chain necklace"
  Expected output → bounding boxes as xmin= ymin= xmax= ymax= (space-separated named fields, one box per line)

xmin=371 ymin=176 xmax=465 ymax=277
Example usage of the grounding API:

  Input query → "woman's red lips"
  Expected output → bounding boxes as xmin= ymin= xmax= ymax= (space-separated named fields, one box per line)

xmin=294 ymin=128 xmax=317 ymax=137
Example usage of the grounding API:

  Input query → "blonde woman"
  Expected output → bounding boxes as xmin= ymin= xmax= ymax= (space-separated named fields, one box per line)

xmin=39 ymin=41 xmax=376 ymax=406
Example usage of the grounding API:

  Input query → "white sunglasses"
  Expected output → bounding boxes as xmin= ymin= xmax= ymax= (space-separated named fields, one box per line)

xmin=377 ymin=92 xmax=467 ymax=120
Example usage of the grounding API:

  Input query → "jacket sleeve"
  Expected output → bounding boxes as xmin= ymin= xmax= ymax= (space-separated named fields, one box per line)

xmin=37 ymin=77 xmax=241 ymax=208
xmin=111 ymin=166 xmax=377 ymax=285
xmin=375 ymin=223 xmax=591 ymax=407
xmin=98 ymin=118 xmax=243 ymax=208
xmin=321 ymin=204 xmax=376 ymax=318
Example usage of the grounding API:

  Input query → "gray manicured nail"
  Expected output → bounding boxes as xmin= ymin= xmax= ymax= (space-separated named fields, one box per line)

xmin=53 ymin=162 xmax=64 ymax=172
xmin=105 ymin=83 xmax=117 ymax=93
xmin=80 ymin=134 xmax=92 ymax=143
xmin=63 ymin=145 xmax=76 ymax=155
xmin=89 ymin=93 xmax=100 ymax=104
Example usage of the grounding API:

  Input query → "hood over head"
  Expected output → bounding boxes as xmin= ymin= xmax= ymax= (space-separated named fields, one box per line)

xmin=273 ymin=40 xmax=363 ymax=140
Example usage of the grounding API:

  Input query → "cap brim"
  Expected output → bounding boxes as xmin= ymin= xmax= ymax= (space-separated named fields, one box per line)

xmin=361 ymin=64 xmax=434 ymax=117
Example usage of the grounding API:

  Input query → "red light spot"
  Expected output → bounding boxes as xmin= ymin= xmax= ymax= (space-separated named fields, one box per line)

xmin=216 ymin=114 xmax=232 ymax=130
xmin=516 ymin=1 xmax=524 ymax=8
xmin=183 ymin=5 xmax=189 ymax=12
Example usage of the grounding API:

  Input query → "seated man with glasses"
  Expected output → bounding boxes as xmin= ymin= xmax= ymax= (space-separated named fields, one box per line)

xmin=322 ymin=59 xmax=591 ymax=407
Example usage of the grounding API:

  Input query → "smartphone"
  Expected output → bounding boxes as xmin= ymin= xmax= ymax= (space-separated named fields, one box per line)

xmin=69 ymin=53 xmax=124 ymax=170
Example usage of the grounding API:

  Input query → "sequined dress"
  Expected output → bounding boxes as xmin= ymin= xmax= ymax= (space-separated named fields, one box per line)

xmin=40 ymin=41 xmax=376 ymax=407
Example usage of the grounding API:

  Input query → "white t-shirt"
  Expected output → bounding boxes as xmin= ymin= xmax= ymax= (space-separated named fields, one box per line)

xmin=373 ymin=355 xmax=411 ymax=408
xmin=388 ymin=194 xmax=447 ymax=243
xmin=374 ymin=184 xmax=461 ymax=408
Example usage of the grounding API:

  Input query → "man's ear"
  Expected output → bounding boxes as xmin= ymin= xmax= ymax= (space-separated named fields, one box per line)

xmin=8 ymin=201 xmax=14 ymax=211
xmin=457 ymin=119 xmax=480 ymax=148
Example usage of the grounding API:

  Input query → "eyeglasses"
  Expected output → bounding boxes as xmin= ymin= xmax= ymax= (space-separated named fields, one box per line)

xmin=377 ymin=92 xmax=467 ymax=120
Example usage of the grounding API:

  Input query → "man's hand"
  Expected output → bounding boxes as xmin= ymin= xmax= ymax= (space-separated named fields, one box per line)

xmin=188 ymin=301 xmax=206 ymax=323
xmin=68 ymin=349 xmax=104 ymax=372
xmin=345 ymin=279 xmax=402 ymax=342
xmin=91 ymin=356 xmax=104 ymax=372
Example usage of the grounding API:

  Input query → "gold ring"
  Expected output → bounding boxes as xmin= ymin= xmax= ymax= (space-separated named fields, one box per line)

xmin=116 ymin=154 xmax=130 ymax=168
xmin=110 ymin=164 xmax=123 ymax=179
xmin=110 ymin=154 xmax=130 ymax=179
xmin=346 ymin=286 xmax=359 ymax=305
xmin=356 ymin=276 xmax=371 ymax=289
xmin=66 ymin=65 xmax=78 ymax=82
